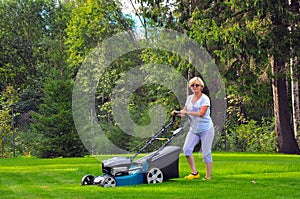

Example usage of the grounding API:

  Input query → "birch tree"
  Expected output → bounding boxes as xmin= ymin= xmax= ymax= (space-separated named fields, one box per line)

xmin=289 ymin=0 xmax=300 ymax=141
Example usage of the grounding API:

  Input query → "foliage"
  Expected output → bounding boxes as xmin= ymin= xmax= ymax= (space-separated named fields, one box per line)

xmin=0 ymin=0 xmax=54 ymax=89
xmin=1 ymin=0 xmax=299 ymax=157
xmin=236 ymin=119 xmax=277 ymax=152
xmin=133 ymin=0 xmax=282 ymax=152
xmin=65 ymin=0 xmax=133 ymax=74
xmin=215 ymin=94 xmax=276 ymax=153
xmin=189 ymin=2 xmax=274 ymax=120
xmin=65 ymin=0 xmax=136 ymax=126
xmin=31 ymin=78 xmax=88 ymax=158
xmin=0 ymin=86 xmax=19 ymax=157
xmin=0 ymin=104 xmax=11 ymax=157
xmin=133 ymin=0 xmax=177 ymax=30
xmin=189 ymin=0 xmax=300 ymax=153
xmin=219 ymin=119 xmax=277 ymax=153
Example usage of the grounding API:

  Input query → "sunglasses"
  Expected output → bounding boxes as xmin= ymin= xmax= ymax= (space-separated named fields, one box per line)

xmin=190 ymin=84 xmax=201 ymax=87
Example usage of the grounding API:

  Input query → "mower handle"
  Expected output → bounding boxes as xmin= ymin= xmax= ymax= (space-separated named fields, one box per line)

xmin=171 ymin=110 xmax=181 ymax=120
xmin=171 ymin=110 xmax=192 ymax=120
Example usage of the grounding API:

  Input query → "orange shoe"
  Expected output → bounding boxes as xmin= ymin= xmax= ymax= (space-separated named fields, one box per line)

xmin=184 ymin=172 xmax=200 ymax=180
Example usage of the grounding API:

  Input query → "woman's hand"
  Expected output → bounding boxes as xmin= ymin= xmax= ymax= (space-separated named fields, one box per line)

xmin=171 ymin=110 xmax=180 ymax=117
xmin=180 ymin=110 xmax=187 ymax=115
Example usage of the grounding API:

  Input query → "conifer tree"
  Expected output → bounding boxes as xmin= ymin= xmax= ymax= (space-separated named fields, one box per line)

xmin=32 ymin=78 xmax=88 ymax=158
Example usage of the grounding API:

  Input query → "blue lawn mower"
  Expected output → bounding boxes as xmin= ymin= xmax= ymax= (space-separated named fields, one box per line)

xmin=81 ymin=112 xmax=187 ymax=187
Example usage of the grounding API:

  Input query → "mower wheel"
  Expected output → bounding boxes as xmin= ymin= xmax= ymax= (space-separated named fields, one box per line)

xmin=81 ymin=174 xmax=94 ymax=186
xmin=100 ymin=176 xmax=116 ymax=187
xmin=146 ymin=167 xmax=164 ymax=184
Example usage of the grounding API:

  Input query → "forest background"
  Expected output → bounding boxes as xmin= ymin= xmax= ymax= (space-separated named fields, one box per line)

xmin=0 ymin=0 xmax=299 ymax=158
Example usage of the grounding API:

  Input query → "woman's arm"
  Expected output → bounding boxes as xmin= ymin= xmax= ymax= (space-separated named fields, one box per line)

xmin=181 ymin=106 xmax=208 ymax=117
xmin=172 ymin=106 xmax=188 ymax=117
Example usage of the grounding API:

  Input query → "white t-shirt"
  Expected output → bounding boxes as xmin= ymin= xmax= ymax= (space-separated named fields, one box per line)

xmin=185 ymin=94 xmax=213 ymax=133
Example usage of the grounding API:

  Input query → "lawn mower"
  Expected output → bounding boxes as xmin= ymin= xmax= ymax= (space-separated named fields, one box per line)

xmin=81 ymin=111 xmax=188 ymax=187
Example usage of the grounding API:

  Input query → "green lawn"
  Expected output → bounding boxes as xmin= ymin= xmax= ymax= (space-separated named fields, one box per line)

xmin=0 ymin=152 xmax=299 ymax=199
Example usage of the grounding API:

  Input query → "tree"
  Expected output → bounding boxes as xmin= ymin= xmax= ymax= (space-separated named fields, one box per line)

xmin=32 ymin=78 xmax=88 ymax=158
xmin=130 ymin=0 xmax=300 ymax=153
xmin=65 ymin=0 xmax=135 ymax=118
xmin=290 ymin=57 xmax=299 ymax=140
xmin=289 ymin=0 xmax=300 ymax=141
xmin=65 ymin=0 xmax=133 ymax=74
xmin=0 ymin=0 xmax=91 ymax=157
xmin=0 ymin=0 xmax=53 ymax=90
xmin=65 ymin=0 xmax=138 ymax=154
xmin=262 ymin=0 xmax=299 ymax=154
xmin=0 ymin=1 xmax=60 ymax=155
xmin=190 ymin=0 xmax=300 ymax=154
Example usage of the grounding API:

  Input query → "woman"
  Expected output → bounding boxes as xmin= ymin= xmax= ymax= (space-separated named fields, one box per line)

xmin=176 ymin=77 xmax=215 ymax=180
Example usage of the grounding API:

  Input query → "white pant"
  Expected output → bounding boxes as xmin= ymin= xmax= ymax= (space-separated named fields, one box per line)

xmin=183 ymin=127 xmax=215 ymax=162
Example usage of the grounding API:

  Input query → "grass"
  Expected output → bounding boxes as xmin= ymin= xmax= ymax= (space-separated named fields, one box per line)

xmin=0 ymin=152 xmax=300 ymax=199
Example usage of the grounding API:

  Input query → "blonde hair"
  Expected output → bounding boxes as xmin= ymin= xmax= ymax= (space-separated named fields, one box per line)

xmin=189 ymin=77 xmax=204 ymax=88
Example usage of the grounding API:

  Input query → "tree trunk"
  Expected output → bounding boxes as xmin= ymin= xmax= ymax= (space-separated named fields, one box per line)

xmin=271 ymin=56 xmax=300 ymax=154
xmin=290 ymin=58 xmax=300 ymax=140
xmin=289 ymin=0 xmax=300 ymax=142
